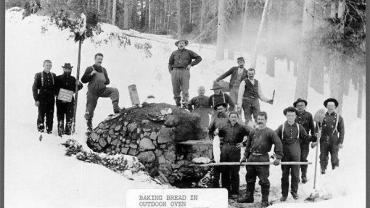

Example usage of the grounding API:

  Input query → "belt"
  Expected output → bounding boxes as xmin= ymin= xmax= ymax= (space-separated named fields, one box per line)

xmin=251 ymin=152 xmax=267 ymax=156
xmin=221 ymin=142 xmax=237 ymax=145
xmin=173 ymin=67 xmax=185 ymax=70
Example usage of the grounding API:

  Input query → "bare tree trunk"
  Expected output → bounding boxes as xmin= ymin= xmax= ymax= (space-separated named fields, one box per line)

xmin=329 ymin=54 xmax=344 ymax=114
xmin=107 ymin=0 xmax=112 ymax=23
xmin=123 ymin=0 xmax=131 ymax=29
xmin=216 ymin=0 xmax=226 ymax=60
xmin=241 ymin=0 xmax=249 ymax=49
xmin=145 ymin=0 xmax=149 ymax=30
xmin=309 ymin=51 xmax=324 ymax=94
xmin=112 ymin=0 xmax=117 ymax=25
xmin=97 ymin=0 xmax=100 ymax=12
xmin=148 ymin=0 xmax=152 ymax=32
xmin=200 ymin=0 xmax=206 ymax=32
xmin=167 ymin=0 xmax=171 ymax=33
xmin=189 ymin=0 xmax=192 ymax=24
xmin=357 ymin=75 xmax=363 ymax=118
xmin=265 ymin=0 xmax=275 ymax=77
xmin=294 ymin=0 xmax=314 ymax=100
xmin=251 ymin=0 xmax=270 ymax=68
xmin=132 ymin=0 xmax=138 ymax=29
xmin=177 ymin=0 xmax=181 ymax=38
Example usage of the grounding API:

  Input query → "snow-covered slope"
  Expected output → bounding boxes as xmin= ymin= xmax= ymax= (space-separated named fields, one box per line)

xmin=5 ymin=9 xmax=365 ymax=208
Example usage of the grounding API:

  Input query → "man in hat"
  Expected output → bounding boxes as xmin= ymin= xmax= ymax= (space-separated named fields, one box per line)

xmin=81 ymin=53 xmax=121 ymax=132
xmin=55 ymin=63 xmax=83 ymax=136
xmin=209 ymin=82 xmax=235 ymax=115
xmin=237 ymin=68 xmax=273 ymax=125
xmin=215 ymin=57 xmax=248 ymax=104
xmin=168 ymin=40 xmax=202 ymax=107
xmin=208 ymin=103 xmax=229 ymax=189
xmin=188 ymin=86 xmax=212 ymax=131
xmin=32 ymin=60 xmax=57 ymax=134
xmin=238 ymin=111 xmax=283 ymax=207
xmin=276 ymin=107 xmax=317 ymax=201
xmin=318 ymin=98 xmax=344 ymax=174
xmin=293 ymin=98 xmax=315 ymax=183
xmin=217 ymin=111 xmax=251 ymax=198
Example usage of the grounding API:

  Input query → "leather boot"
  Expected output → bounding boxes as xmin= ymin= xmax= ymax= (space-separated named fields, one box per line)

xmin=261 ymin=184 xmax=270 ymax=206
xmin=113 ymin=102 xmax=121 ymax=114
xmin=65 ymin=121 xmax=72 ymax=135
xmin=57 ymin=120 xmax=64 ymax=137
xmin=174 ymin=98 xmax=181 ymax=107
xmin=237 ymin=182 xmax=255 ymax=203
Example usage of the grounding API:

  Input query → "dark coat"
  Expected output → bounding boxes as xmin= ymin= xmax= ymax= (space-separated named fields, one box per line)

xmin=188 ymin=95 xmax=211 ymax=111
xmin=321 ymin=112 xmax=345 ymax=145
xmin=55 ymin=73 xmax=83 ymax=102
xmin=216 ymin=66 xmax=248 ymax=89
xmin=276 ymin=122 xmax=317 ymax=145
xmin=32 ymin=71 xmax=57 ymax=103
xmin=81 ymin=64 xmax=110 ymax=85
xmin=295 ymin=110 xmax=315 ymax=142
xmin=168 ymin=49 xmax=202 ymax=71
xmin=244 ymin=127 xmax=283 ymax=159
xmin=209 ymin=92 xmax=235 ymax=111
xmin=219 ymin=121 xmax=251 ymax=144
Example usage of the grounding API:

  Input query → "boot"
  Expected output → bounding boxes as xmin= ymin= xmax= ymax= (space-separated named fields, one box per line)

xmin=321 ymin=168 xmax=326 ymax=174
xmin=280 ymin=195 xmax=287 ymax=202
xmin=37 ymin=123 xmax=45 ymax=133
xmin=237 ymin=183 xmax=255 ymax=203
xmin=65 ymin=121 xmax=72 ymax=135
xmin=261 ymin=201 xmax=269 ymax=207
xmin=261 ymin=184 xmax=270 ymax=206
xmin=57 ymin=120 xmax=64 ymax=137
xmin=291 ymin=192 xmax=299 ymax=200
xmin=113 ymin=102 xmax=121 ymax=114
xmin=301 ymin=176 xmax=307 ymax=184
xmin=174 ymin=98 xmax=181 ymax=107
xmin=86 ymin=119 xmax=93 ymax=132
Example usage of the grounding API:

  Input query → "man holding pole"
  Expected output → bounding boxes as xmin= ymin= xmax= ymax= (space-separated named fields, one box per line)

xmin=81 ymin=53 xmax=121 ymax=132
xmin=293 ymin=98 xmax=315 ymax=183
xmin=276 ymin=107 xmax=317 ymax=201
xmin=238 ymin=111 xmax=283 ymax=207
xmin=236 ymin=68 xmax=273 ymax=125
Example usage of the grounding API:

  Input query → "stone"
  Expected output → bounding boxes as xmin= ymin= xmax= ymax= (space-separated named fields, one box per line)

xmin=159 ymin=144 xmax=167 ymax=149
xmin=139 ymin=138 xmax=156 ymax=150
xmin=157 ymin=155 xmax=166 ymax=164
xmin=155 ymin=149 xmax=163 ymax=157
xmin=91 ymin=133 xmax=99 ymax=142
xmin=128 ymin=148 xmax=138 ymax=156
xmin=130 ymin=143 xmax=138 ymax=149
xmin=141 ymin=119 xmax=150 ymax=125
xmin=137 ymin=128 xmax=141 ymax=134
xmin=121 ymin=126 xmax=127 ymax=134
xmin=98 ymin=123 xmax=108 ymax=129
xmin=150 ymin=132 xmax=157 ymax=140
xmin=127 ymin=122 xmax=137 ymax=132
xmin=109 ymin=129 xmax=115 ymax=136
xmin=137 ymin=151 xmax=156 ymax=163
xmin=124 ymin=121 xmax=128 ymax=126
xmin=164 ymin=151 xmax=176 ymax=163
xmin=98 ymin=137 xmax=107 ymax=148
xmin=143 ymin=128 xmax=152 ymax=132
xmin=121 ymin=147 xmax=129 ymax=154
xmin=157 ymin=128 xmax=174 ymax=144
xmin=107 ymin=136 xmax=112 ymax=144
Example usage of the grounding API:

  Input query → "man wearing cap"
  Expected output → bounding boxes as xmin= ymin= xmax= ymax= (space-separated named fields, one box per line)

xmin=81 ymin=53 xmax=121 ymax=132
xmin=209 ymin=82 xmax=235 ymax=114
xmin=217 ymin=111 xmax=251 ymax=198
xmin=55 ymin=63 xmax=83 ymax=136
xmin=237 ymin=68 xmax=273 ymax=124
xmin=238 ymin=111 xmax=283 ymax=207
xmin=215 ymin=57 xmax=248 ymax=104
xmin=293 ymin=98 xmax=315 ymax=183
xmin=188 ymin=86 xmax=212 ymax=131
xmin=208 ymin=103 xmax=229 ymax=189
xmin=168 ymin=40 xmax=202 ymax=107
xmin=276 ymin=107 xmax=317 ymax=201
xmin=32 ymin=60 xmax=57 ymax=134
xmin=319 ymin=98 xmax=344 ymax=174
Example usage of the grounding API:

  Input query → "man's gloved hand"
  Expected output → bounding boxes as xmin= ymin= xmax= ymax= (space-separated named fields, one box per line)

xmin=311 ymin=135 xmax=318 ymax=142
xmin=186 ymin=65 xmax=192 ymax=70
xmin=267 ymin=99 xmax=274 ymax=105
xmin=338 ymin=143 xmax=343 ymax=149
xmin=35 ymin=101 xmax=40 ymax=107
xmin=273 ymin=159 xmax=281 ymax=166
xmin=311 ymin=142 xmax=318 ymax=148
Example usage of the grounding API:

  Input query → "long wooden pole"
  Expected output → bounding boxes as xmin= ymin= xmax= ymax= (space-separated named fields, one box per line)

xmin=191 ymin=161 xmax=312 ymax=167
xmin=72 ymin=40 xmax=82 ymax=134
xmin=313 ymin=123 xmax=321 ymax=189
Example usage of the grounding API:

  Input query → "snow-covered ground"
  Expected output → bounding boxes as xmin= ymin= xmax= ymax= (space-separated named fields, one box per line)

xmin=5 ymin=9 xmax=366 ymax=208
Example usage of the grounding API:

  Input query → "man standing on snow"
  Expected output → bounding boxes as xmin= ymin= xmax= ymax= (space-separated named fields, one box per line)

xmin=215 ymin=57 xmax=248 ymax=104
xmin=55 ymin=63 xmax=83 ymax=136
xmin=238 ymin=111 xmax=283 ymax=207
xmin=209 ymin=82 xmax=235 ymax=113
xmin=293 ymin=98 xmax=315 ymax=183
xmin=81 ymin=53 xmax=121 ymax=132
xmin=237 ymin=68 xmax=273 ymax=125
xmin=318 ymin=98 xmax=345 ymax=174
xmin=188 ymin=86 xmax=212 ymax=131
xmin=276 ymin=107 xmax=317 ymax=201
xmin=32 ymin=60 xmax=57 ymax=134
xmin=168 ymin=39 xmax=202 ymax=107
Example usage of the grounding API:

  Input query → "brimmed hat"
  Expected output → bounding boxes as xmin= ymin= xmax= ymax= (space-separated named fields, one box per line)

xmin=323 ymin=98 xmax=339 ymax=108
xmin=175 ymin=39 xmax=189 ymax=46
xmin=210 ymin=82 xmax=223 ymax=90
xmin=62 ymin=63 xmax=73 ymax=69
xmin=293 ymin=98 xmax=308 ymax=107
xmin=283 ymin=106 xmax=297 ymax=115
xmin=237 ymin=57 xmax=245 ymax=62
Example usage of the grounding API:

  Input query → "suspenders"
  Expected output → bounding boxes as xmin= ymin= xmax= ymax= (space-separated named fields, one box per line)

xmin=281 ymin=123 xmax=300 ymax=140
xmin=212 ymin=93 xmax=226 ymax=107
xmin=40 ymin=72 xmax=55 ymax=87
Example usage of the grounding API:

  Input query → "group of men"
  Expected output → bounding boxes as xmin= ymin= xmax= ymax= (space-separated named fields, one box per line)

xmin=170 ymin=39 xmax=345 ymax=207
xmin=32 ymin=53 xmax=121 ymax=136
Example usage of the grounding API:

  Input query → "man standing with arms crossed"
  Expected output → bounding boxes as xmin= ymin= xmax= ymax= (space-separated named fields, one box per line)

xmin=238 ymin=111 xmax=283 ymax=207
xmin=81 ymin=53 xmax=121 ymax=132
xmin=168 ymin=40 xmax=202 ymax=107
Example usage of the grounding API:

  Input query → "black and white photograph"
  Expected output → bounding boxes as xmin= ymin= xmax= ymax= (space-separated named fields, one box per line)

xmin=3 ymin=0 xmax=367 ymax=207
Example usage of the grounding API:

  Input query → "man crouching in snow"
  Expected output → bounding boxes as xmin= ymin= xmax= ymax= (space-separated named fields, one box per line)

xmin=81 ymin=53 xmax=121 ymax=132
xmin=238 ymin=111 xmax=283 ymax=207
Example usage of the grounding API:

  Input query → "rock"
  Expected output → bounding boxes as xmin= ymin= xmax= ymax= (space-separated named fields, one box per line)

xmin=121 ymin=126 xmax=127 ymax=135
xmin=137 ymin=128 xmax=141 ymax=134
xmin=99 ymin=123 xmax=109 ymax=129
xmin=164 ymin=151 xmax=176 ymax=162
xmin=124 ymin=121 xmax=128 ymax=126
xmin=143 ymin=127 xmax=152 ymax=132
xmin=158 ymin=128 xmax=174 ymax=144
xmin=139 ymin=138 xmax=156 ymax=150
xmin=128 ymin=148 xmax=138 ymax=155
xmin=159 ymin=144 xmax=167 ymax=149
xmin=155 ymin=149 xmax=163 ymax=157
xmin=109 ymin=129 xmax=115 ymax=136
xmin=144 ymin=132 xmax=150 ymax=137
xmin=107 ymin=136 xmax=112 ymax=144
xmin=98 ymin=138 xmax=107 ymax=148
xmin=91 ymin=133 xmax=99 ymax=142
xmin=142 ymin=119 xmax=150 ymax=125
xmin=121 ymin=147 xmax=129 ymax=154
xmin=127 ymin=122 xmax=137 ymax=132
xmin=150 ymin=132 xmax=157 ymax=140
xmin=137 ymin=151 xmax=156 ymax=163
xmin=157 ymin=155 xmax=166 ymax=164
xmin=129 ymin=143 xmax=138 ymax=149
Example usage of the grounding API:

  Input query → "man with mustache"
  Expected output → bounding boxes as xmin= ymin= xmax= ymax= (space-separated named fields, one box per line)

xmin=238 ymin=111 xmax=283 ymax=207
xmin=276 ymin=107 xmax=317 ymax=201
xmin=81 ymin=53 xmax=121 ymax=132
xmin=293 ymin=98 xmax=315 ymax=183
xmin=168 ymin=40 xmax=202 ymax=107
xmin=236 ymin=68 xmax=273 ymax=125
